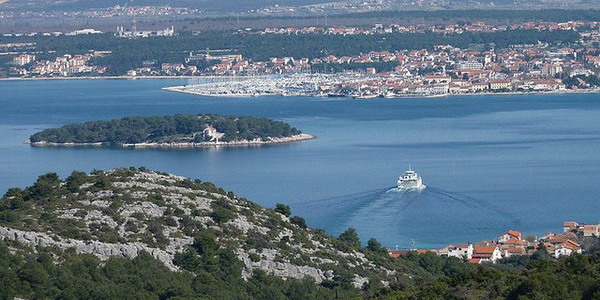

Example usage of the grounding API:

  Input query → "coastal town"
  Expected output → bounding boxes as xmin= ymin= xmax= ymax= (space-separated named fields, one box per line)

xmin=165 ymin=39 xmax=600 ymax=97
xmin=3 ymin=18 xmax=600 ymax=97
xmin=164 ymin=20 xmax=600 ymax=97
xmin=390 ymin=221 xmax=600 ymax=264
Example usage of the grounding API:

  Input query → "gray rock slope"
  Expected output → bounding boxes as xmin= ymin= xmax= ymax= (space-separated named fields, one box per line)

xmin=0 ymin=168 xmax=394 ymax=288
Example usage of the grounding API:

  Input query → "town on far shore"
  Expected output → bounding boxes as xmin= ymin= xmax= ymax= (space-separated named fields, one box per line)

xmin=3 ymin=19 xmax=600 ymax=98
xmin=390 ymin=221 xmax=600 ymax=264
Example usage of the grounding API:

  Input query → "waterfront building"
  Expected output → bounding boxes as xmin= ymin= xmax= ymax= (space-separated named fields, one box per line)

xmin=489 ymin=79 xmax=512 ymax=91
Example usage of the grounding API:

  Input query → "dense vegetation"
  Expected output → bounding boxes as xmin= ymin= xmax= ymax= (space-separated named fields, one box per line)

xmin=2 ymin=235 xmax=600 ymax=299
xmin=29 ymin=114 xmax=302 ymax=145
xmin=0 ymin=29 xmax=580 ymax=75
xmin=394 ymin=251 xmax=600 ymax=299
xmin=0 ymin=242 xmax=350 ymax=300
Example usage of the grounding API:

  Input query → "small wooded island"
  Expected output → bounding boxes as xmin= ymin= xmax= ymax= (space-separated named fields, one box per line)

xmin=29 ymin=114 xmax=314 ymax=147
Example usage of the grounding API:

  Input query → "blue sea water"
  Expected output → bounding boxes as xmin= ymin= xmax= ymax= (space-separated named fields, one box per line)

xmin=1 ymin=79 xmax=600 ymax=249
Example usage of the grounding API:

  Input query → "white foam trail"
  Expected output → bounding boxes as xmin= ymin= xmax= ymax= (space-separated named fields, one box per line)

xmin=427 ymin=187 xmax=520 ymax=224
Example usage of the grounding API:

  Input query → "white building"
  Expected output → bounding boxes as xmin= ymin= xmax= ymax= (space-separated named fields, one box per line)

xmin=447 ymin=244 xmax=473 ymax=260
xmin=498 ymin=230 xmax=522 ymax=243
xmin=554 ymin=243 xmax=582 ymax=259
xmin=457 ymin=61 xmax=484 ymax=70
xmin=116 ymin=26 xmax=175 ymax=38
xmin=66 ymin=29 xmax=103 ymax=36
xmin=202 ymin=126 xmax=225 ymax=143
xmin=583 ymin=225 xmax=600 ymax=237
xmin=471 ymin=246 xmax=502 ymax=264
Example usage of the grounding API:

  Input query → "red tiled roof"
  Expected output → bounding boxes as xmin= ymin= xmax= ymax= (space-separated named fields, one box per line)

xmin=547 ymin=235 xmax=569 ymax=244
xmin=473 ymin=246 xmax=497 ymax=258
xmin=562 ymin=241 xmax=580 ymax=250
xmin=468 ymin=258 xmax=482 ymax=264
xmin=504 ymin=230 xmax=521 ymax=237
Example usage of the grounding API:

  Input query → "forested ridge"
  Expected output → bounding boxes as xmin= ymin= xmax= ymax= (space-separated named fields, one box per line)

xmin=29 ymin=114 xmax=302 ymax=145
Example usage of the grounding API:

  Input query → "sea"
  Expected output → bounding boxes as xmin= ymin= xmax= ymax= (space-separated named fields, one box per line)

xmin=1 ymin=79 xmax=600 ymax=249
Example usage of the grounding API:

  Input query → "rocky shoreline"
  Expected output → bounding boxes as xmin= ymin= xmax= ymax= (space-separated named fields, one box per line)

xmin=28 ymin=133 xmax=315 ymax=148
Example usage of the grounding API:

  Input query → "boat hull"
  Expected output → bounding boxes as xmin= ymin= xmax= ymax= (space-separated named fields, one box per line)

xmin=397 ymin=184 xmax=426 ymax=191
xmin=397 ymin=168 xmax=425 ymax=190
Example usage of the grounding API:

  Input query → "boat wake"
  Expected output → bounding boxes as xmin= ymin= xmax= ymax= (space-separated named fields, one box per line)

xmin=426 ymin=187 xmax=520 ymax=224
xmin=294 ymin=187 xmax=393 ymax=226
xmin=298 ymin=185 xmax=520 ymax=247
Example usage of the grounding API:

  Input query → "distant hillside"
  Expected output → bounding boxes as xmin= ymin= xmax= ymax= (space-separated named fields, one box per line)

xmin=29 ymin=114 xmax=311 ymax=146
xmin=3 ymin=0 xmax=600 ymax=13
xmin=0 ymin=0 xmax=332 ymax=12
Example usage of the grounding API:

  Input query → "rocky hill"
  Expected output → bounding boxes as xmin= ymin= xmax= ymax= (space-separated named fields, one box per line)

xmin=0 ymin=168 xmax=409 ymax=295
xmin=3 ymin=168 xmax=600 ymax=299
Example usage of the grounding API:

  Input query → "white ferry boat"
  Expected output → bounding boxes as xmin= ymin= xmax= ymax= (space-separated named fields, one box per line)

xmin=397 ymin=168 xmax=426 ymax=190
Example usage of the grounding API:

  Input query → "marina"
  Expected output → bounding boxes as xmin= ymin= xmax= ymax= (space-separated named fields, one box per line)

xmin=162 ymin=73 xmax=366 ymax=97
xmin=163 ymin=73 xmax=600 ymax=99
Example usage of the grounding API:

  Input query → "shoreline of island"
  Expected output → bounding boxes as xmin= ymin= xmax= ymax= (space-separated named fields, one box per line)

xmin=27 ymin=133 xmax=315 ymax=148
